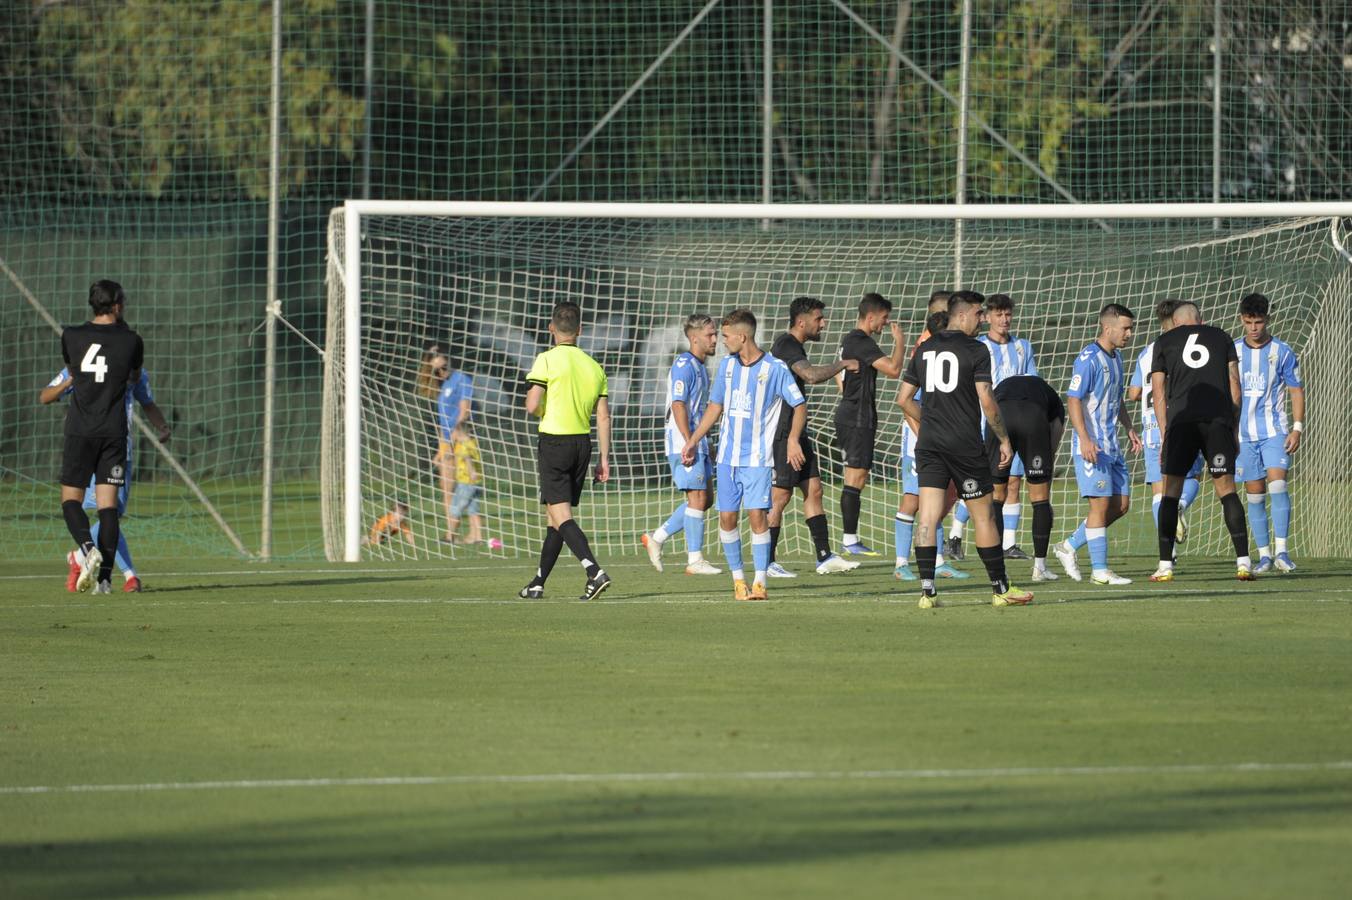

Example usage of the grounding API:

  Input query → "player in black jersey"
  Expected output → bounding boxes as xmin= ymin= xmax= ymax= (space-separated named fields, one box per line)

xmin=833 ymin=293 xmax=905 ymax=557
xmin=57 ymin=280 xmax=145 ymax=594
xmin=898 ymin=290 xmax=1034 ymax=608
xmin=1148 ymin=301 xmax=1252 ymax=581
xmin=766 ymin=297 xmax=861 ymax=577
xmin=985 ymin=375 xmax=1065 ymax=582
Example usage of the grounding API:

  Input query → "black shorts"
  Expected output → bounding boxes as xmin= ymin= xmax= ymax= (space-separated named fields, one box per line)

xmin=61 ymin=434 xmax=127 ymax=488
xmin=1163 ymin=418 xmax=1236 ymax=477
xmin=986 ymin=400 xmax=1057 ymax=485
xmin=772 ymin=433 xmax=821 ymax=489
xmin=835 ymin=423 xmax=876 ymax=470
xmin=915 ymin=447 xmax=992 ymax=500
xmin=537 ymin=434 xmax=592 ymax=506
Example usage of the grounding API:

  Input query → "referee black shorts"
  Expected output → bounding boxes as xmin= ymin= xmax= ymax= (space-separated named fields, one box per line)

xmin=537 ymin=434 xmax=592 ymax=506
xmin=985 ymin=400 xmax=1057 ymax=485
xmin=915 ymin=447 xmax=992 ymax=500
xmin=835 ymin=423 xmax=876 ymax=470
xmin=772 ymin=432 xmax=821 ymax=489
xmin=61 ymin=434 xmax=127 ymax=488
xmin=1163 ymin=418 xmax=1236 ymax=477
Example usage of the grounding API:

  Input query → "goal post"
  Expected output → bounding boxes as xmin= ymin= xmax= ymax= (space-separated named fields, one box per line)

xmin=326 ymin=201 xmax=1352 ymax=564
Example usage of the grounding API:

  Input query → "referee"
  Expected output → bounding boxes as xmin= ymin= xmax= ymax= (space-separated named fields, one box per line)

xmin=519 ymin=302 xmax=612 ymax=601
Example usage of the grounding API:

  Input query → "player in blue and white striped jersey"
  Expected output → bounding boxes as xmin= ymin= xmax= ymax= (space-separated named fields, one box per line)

xmin=947 ymin=293 xmax=1039 ymax=561
xmin=641 ymin=313 xmax=722 ymax=576
xmin=1127 ymin=300 xmax=1203 ymax=556
xmin=1234 ymin=293 xmax=1305 ymax=573
xmin=682 ymin=309 xmax=806 ymax=601
xmin=1053 ymin=304 xmax=1142 ymax=585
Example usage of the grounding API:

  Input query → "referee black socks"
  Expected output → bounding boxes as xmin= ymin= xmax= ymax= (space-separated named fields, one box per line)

xmin=534 ymin=526 xmax=565 ymax=585
xmin=558 ymin=520 xmax=601 ymax=579
xmin=841 ymin=485 xmax=862 ymax=537
xmin=62 ymin=500 xmax=93 ymax=550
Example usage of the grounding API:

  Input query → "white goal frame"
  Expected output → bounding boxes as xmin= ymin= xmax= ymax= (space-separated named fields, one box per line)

xmin=335 ymin=200 xmax=1352 ymax=562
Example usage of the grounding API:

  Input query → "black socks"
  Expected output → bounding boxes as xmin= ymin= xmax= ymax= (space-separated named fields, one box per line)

xmin=806 ymin=514 xmax=831 ymax=562
xmin=1220 ymin=492 xmax=1250 ymax=557
xmin=558 ymin=520 xmax=601 ymax=579
xmin=977 ymin=544 xmax=1008 ymax=594
xmin=1031 ymin=500 xmax=1053 ymax=560
xmin=841 ymin=485 xmax=862 ymax=536
xmin=534 ymin=526 xmax=565 ymax=585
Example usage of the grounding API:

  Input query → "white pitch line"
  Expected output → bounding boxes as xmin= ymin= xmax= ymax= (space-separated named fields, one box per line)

xmin=0 ymin=562 xmax=659 ymax=581
xmin=5 ymin=760 xmax=1351 ymax=797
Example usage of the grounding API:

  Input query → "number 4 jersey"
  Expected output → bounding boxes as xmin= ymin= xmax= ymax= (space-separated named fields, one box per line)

xmin=1150 ymin=323 xmax=1238 ymax=425
xmin=60 ymin=321 xmax=145 ymax=438
xmin=902 ymin=329 xmax=992 ymax=454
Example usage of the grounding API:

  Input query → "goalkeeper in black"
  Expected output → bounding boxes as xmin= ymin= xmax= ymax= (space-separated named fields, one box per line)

xmin=1148 ymin=301 xmax=1252 ymax=581
xmin=985 ymin=375 xmax=1065 ymax=583
xmin=897 ymin=290 xmax=1034 ymax=609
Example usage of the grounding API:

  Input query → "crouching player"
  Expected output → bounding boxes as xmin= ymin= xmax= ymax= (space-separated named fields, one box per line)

xmin=985 ymin=375 xmax=1064 ymax=582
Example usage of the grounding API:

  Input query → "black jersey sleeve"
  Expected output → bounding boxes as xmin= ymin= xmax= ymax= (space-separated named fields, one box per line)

xmin=843 ymin=331 xmax=885 ymax=368
xmin=771 ymin=334 xmax=807 ymax=369
xmin=902 ymin=344 xmax=922 ymax=387
xmin=970 ymin=341 xmax=992 ymax=383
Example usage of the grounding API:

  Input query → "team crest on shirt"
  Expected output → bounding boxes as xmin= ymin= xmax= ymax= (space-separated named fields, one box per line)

xmin=1096 ymin=479 xmax=1106 ymax=490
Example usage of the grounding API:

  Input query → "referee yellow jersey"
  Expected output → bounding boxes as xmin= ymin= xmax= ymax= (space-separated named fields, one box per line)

xmin=525 ymin=344 xmax=608 ymax=435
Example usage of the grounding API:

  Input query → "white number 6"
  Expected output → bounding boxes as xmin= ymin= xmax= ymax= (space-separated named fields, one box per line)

xmin=1182 ymin=333 xmax=1210 ymax=369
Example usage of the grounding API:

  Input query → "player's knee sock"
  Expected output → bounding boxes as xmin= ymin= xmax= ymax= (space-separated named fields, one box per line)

xmin=1246 ymin=492 xmax=1270 ymax=555
xmin=934 ymin=525 xmax=947 ymax=566
xmin=841 ymin=486 xmax=862 ymax=541
xmin=1221 ymin=493 xmax=1251 ymax=562
xmin=535 ymin=526 xmax=565 ymax=584
xmin=977 ymin=544 xmax=1009 ymax=594
xmin=558 ymin=520 xmax=601 ymax=579
xmin=719 ymin=528 xmax=745 ymax=582
xmin=894 ymin=512 xmax=914 ymax=566
xmin=1151 ymin=493 xmax=1163 ymax=528
xmin=1086 ymin=526 xmax=1108 ymax=573
xmin=96 ymin=507 xmax=119 ymax=583
xmin=1269 ymin=480 xmax=1291 ymax=551
xmin=654 ymin=503 xmax=687 ymax=544
xmin=684 ymin=510 xmax=707 ymax=560
xmin=915 ymin=543 xmax=938 ymax=583
xmin=751 ymin=530 xmax=771 ymax=583
xmin=1067 ymin=520 xmax=1088 ymax=551
xmin=1001 ymin=503 xmax=1021 ymax=550
xmin=1157 ymin=496 xmax=1180 ymax=563
xmin=1032 ymin=501 xmax=1053 ymax=562
xmin=806 ymin=514 xmax=831 ymax=562
xmin=62 ymin=500 xmax=93 ymax=551
xmin=115 ymin=530 xmax=134 ymax=577
xmin=768 ymin=525 xmax=781 ymax=564
xmin=1180 ymin=478 xmax=1201 ymax=509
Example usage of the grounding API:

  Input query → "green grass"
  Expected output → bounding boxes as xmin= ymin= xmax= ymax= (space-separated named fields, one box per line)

xmin=3 ymin=552 xmax=1351 ymax=898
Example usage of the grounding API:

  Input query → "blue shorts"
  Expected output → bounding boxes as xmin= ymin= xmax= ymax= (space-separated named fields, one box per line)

xmin=716 ymin=464 xmax=773 ymax=512
xmin=1074 ymin=453 xmax=1130 ymax=498
xmin=450 ymin=483 xmax=482 ymax=518
xmin=82 ymin=479 xmax=129 ymax=515
xmin=1008 ymin=451 xmax=1025 ymax=478
xmin=901 ymin=454 xmax=918 ymax=496
xmin=1236 ymin=436 xmax=1291 ymax=482
xmin=667 ymin=453 xmax=713 ymax=492
xmin=1143 ymin=445 xmax=1203 ymax=484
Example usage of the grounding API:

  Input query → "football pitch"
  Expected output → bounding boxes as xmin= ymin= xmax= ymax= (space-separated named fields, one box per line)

xmin=3 ymin=553 xmax=1350 ymax=898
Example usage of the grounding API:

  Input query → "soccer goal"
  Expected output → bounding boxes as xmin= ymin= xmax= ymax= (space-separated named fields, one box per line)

xmin=324 ymin=202 xmax=1352 ymax=564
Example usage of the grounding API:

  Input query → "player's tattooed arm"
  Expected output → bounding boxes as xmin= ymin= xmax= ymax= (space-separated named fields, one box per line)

xmin=977 ymin=383 xmax=1013 ymax=468
xmin=792 ymin=358 xmax=857 ymax=385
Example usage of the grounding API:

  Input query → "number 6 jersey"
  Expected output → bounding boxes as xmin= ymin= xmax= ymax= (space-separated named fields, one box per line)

xmin=1149 ymin=323 xmax=1238 ymax=425
xmin=902 ymin=329 xmax=992 ymax=454
xmin=60 ymin=320 xmax=145 ymax=438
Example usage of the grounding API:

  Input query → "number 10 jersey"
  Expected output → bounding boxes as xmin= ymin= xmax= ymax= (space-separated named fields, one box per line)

xmin=902 ymin=329 xmax=992 ymax=455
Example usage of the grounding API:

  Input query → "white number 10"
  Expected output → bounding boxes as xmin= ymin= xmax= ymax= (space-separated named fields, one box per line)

xmin=922 ymin=350 xmax=959 ymax=393
xmin=81 ymin=343 xmax=108 ymax=383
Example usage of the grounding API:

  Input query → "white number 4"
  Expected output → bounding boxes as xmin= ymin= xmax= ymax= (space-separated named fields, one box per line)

xmin=1182 ymin=333 xmax=1210 ymax=369
xmin=81 ymin=343 xmax=108 ymax=383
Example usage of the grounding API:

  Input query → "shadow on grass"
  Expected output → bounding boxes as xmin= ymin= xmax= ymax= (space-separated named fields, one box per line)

xmin=146 ymin=575 xmax=427 ymax=594
xmin=3 ymin=775 xmax=1350 ymax=897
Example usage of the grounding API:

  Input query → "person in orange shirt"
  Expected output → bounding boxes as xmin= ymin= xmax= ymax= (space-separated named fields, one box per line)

xmin=366 ymin=500 xmax=415 ymax=548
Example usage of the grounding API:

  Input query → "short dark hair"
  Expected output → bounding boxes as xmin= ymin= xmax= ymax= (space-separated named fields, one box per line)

xmin=1238 ymin=292 xmax=1270 ymax=318
xmin=926 ymin=310 xmax=949 ymax=333
xmin=1154 ymin=299 xmax=1182 ymax=324
xmin=1100 ymin=302 xmax=1135 ymax=322
xmin=551 ymin=302 xmax=582 ymax=336
xmin=683 ymin=312 xmax=714 ymax=336
xmin=858 ymin=292 xmax=892 ymax=317
xmin=723 ymin=308 xmax=757 ymax=333
xmin=89 ymin=280 xmax=125 ymax=316
xmin=985 ymin=293 xmax=1014 ymax=312
xmin=948 ymin=289 xmax=986 ymax=315
xmin=928 ymin=289 xmax=951 ymax=311
xmin=788 ymin=296 xmax=825 ymax=326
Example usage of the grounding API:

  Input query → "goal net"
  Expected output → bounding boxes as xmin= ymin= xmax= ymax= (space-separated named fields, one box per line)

xmin=324 ymin=203 xmax=1352 ymax=564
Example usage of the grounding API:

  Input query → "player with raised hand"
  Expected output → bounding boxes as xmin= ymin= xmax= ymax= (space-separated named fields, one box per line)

xmin=1149 ymin=301 xmax=1252 ymax=582
xmin=1127 ymin=299 xmax=1203 ymax=563
xmin=986 ymin=374 xmax=1065 ymax=582
xmin=1234 ymin=293 xmax=1304 ymax=574
xmin=641 ymin=313 xmax=722 ymax=575
xmin=765 ymin=297 xmax=860 ymax=577
xmin=898 ymin=290 xmax=1033 ymax=609
xmin=519 ymin=302 xmax=612 ymax=601
xmin=56 ymin=280 xmax=146 ymax=594
xmin=946 ymin=292 xmax=1039 ymax=562
xmin=682 ymin=309 xmax=806 ymax=601
xmin=833 ymin=293 xmax=906 ymax=557
xmin=1053 ymin=304 xmax=1142 ymax=586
